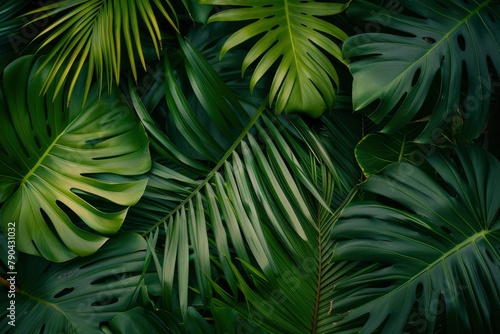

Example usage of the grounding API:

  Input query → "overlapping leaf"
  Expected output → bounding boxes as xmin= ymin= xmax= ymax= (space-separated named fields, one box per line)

xmin=0 ymin=0 xmax=31 ymax=70
xmin=0 ymin=55 xmax=151 ymax=262
xmin=127 ymin=34 xmax=362 ymax=332
xmin=332 ymin=145 xmax=500 ymax=333
xmin=344 ymin=0 xmax=500 ymax=142
xmin=355 ymin=125 xmax=424 ymax=177
xmin=26 ymin=0 xmax=178 ymax=102
xmin=0 ymin=233 xmax=152 ymax=334
xmin=199 ymin=0 xmax=349 ymax=116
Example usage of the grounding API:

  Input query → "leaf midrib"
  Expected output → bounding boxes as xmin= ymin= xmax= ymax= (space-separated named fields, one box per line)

xmin=284 ymin=0 xmax=300 ymax=80
xmin=359 ymin=0 xmax=491 ymax=108
xmin=352 ymin=229 xmax=489 ymax=311
xmin=20 ymin=114 xmax=80 ymax=186
xmin=141 ymin=100 xmax=267 ymax=236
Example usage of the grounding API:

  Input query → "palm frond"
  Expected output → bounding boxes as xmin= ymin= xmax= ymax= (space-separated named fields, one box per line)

xmin=0 ymin=0 xmax=31 ymax=69
xmin=123 ymin=32 xmax=363 ymax=331
xmin=26 ymin=0 xmax=178 ymax=103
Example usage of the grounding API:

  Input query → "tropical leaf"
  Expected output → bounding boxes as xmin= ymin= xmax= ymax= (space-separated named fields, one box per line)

xmin=0 ymin=55 xmax=151 ymax=262
xmin=0 ymin=0 xmax=31 ymax=70
xmin=355 ymin=125 xmax=424 ymax=177
xmin=198 ymin=0 xmax=349 ymax=116
xmin=343 ymin=0 xmax=500 ymax=142
xmin=180 ymin=0 xmax=213 ymax=24
xmin=107 ymin=307 xmax=172 ymax=334
xmin=331 ymin=145 xmax=500 ymax=333
xmin=125 ymin=34 xmax=363 ymax=332
xmin=26 ymin=0 xmax=178 ymax=102
xmin=0 ymin=233 xmax=152 ymax=334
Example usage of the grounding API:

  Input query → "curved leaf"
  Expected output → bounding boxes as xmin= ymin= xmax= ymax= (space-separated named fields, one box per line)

xmin=344 ymin=0 xmax=500 ymax=142
xmin=199 ymin=0 xmax=349 ymax=116
xmin=0 ymin=56 xmax=151 ymax=262
xmin=0 ymin=233 xmax=151 ymax=334
xmin=332 ymin=145 xmax=500 ymax=333
xmin=127 ymin=34 xmax=363 ymax=332
xmin=355 ymin=125 xmax=423 ymax=177
xmin=26 ymin=0 xmax=178 ymax=102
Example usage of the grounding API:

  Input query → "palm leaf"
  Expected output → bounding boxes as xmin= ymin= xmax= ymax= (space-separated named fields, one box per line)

xmin=0 ymin=55 xmax=151 ymax=262
xmin=0 ymin=233 xmax=152 ymax=334
xmin=331 ymin=145 xmax=500 ymax=333
xmin=0 ymin=0 xmax=31 ymax=70
xmin=125 ymin=34 xmax=363 ymax=332
xmin=198 ymin=0 xmax=349 ymax=116
xmin=343 ymin=0 xmax=500 ymax=142
xmin=26 ymin=0 xmax=178 ymax=102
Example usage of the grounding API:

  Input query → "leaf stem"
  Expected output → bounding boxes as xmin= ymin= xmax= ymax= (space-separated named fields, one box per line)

xmin=141 ymin=98 xmax=269 ymax=236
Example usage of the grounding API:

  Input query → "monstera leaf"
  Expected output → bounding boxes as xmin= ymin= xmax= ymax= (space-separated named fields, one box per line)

xmin=0 ymin=233 xmax=152 ymax=333
xmin=355 ymin=125 xmax=424 ymax=177
xmin=199 ymin=0 xmax=349 ymax=116
xmin=344 ymin=0 xmax=500 ymax=142
xmin=0 ymin=56 xmax=151 ymax=262
xmin=332 ymin=145 xmax=500 ymax=333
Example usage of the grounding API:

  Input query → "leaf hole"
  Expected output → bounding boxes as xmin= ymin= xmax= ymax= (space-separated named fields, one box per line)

xmin=18 ymin=140 xmax=30 ymax=159
xmin=46 ymin=124 xmax=52 ymax=138
xmin=56 ymin=200 xmax=93 ymax=233
xmin=462 ymin=0 xmax=470 ymax=4
xmin=92 ymin=152 xmax=131 ymax=161
xmin=411 ymin=68 xmax=422 ymax=87
xmin=440 ymin=225 xmax=452 ymax=235
xmin=91 ymin=297 xmax=119 ymax=307
xmin=264 ymin=15 xmax=275 ymax=19
xmin=270 ymin=24 xmax=279 ymax=31
xmin=34 ymin=135 xmax=42 ymax=149
xmin=415 ymin=283 xmax=424 ymax=299
xmin=457 ymin=34 xmax=466 ymax=51
xmin=422 ymin=37 xmax=435 ymax=44
xmin=40 ymin=208 xmax=65 ymax=244
xmin=53 ymin=287 xmax=74 ymax=299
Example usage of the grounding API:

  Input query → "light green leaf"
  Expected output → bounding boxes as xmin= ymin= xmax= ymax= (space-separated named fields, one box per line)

xmin=199 ymin=0 xmax=349 ymax=116
xmin=0 ymin=56 xmax=151 ymax=262
xmin=344 ymin=0 xmax=500 ymax=142
xmin=26 ymin=0 xmax=178 ymax=102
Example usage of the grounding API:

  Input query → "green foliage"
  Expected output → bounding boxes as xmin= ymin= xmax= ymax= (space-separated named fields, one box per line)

xmin=344 ymin=0 xmax=500 ymax=142
xmin=332 ymin=146 xmax=500 ymax=333
xmin=0 ymin=0 xmax=499 ymax=333
xmin=27 ymin=0 xmax=178 ymax=102
xmin=355 ymin=125 xmax=423 ymax=177
xmin=0 ymin=56 xmax=151 ymax=262
xmin=0 ymin=233 xmax=153 ymax=333
xmin=199 ymin=0 xmax=349 ymax=116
